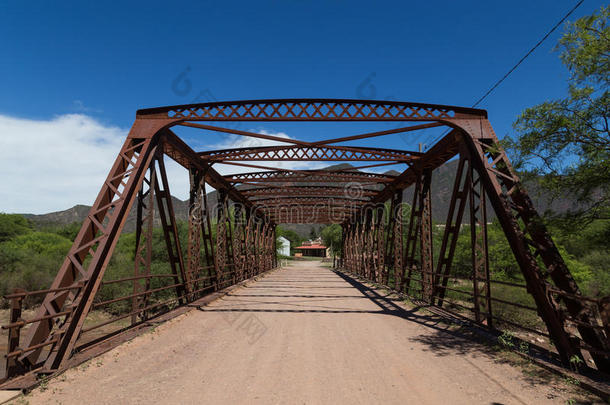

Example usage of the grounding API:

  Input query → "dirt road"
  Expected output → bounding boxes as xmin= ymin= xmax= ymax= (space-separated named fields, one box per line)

xmin=16 ymin=261 xmax=592 ymax=404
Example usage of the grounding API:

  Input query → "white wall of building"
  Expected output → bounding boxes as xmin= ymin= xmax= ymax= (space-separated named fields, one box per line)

xmin=277 ymin=236 xmax=290 ymax=256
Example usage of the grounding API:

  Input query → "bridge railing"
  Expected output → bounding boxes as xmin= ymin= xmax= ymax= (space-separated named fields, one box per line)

xmin=334 ymin=258 xmax=610 ymax=371
xmin=0 ymin=259 xmax=280 ymax=382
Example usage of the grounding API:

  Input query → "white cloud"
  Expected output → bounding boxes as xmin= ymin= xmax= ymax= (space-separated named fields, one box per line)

xmin=0 ymin=114 xmax=125 ymax=213
xmin=0 ymin=113 xmax=191 ymax=214
xmin=0 ymin=115 xmax=319 ymax=214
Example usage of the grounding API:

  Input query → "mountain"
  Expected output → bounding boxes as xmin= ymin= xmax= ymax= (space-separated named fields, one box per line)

xmin=23 ymin=204 xmax=92 ymax=225
xmin=21 ymin=161 xmax=583 ymax=237
xmin=23 ymin=197 xmax=190 ymax=234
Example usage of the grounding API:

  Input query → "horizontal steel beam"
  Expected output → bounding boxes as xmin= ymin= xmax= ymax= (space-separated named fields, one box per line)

xmin=199 ymin=144 xmax=418 ymax=162
xmin=241 ymin=185 xmax=379 ymax=198
xmin=257 ymin=206 xmax=365 ymax=212
xmin=137 ymin=98 xmax=487 ymax=121
xmin=224 ymin=170 xmax=395 ymax=184
xmin=252 ymin=197 xmax=368 ymax=205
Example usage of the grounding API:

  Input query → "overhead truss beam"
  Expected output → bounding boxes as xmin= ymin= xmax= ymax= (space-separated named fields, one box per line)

xmin=224 ymin=170 xmax=395 ymax=184
xmin=199 ymin=144 xmax=419 ymax=162
xmin=241 ymin=185 xmax=379 ymax=198
xmin=138 ymin=98 xmax=487 ymax=121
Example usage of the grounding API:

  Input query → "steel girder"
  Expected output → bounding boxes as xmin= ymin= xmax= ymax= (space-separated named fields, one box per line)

xmin=232 ymin=203 xmax=246 ymax=281
xmin=224 ymin=169 xmax=396 ymax=184
xmin=131 ymin=163 xmax=156 ymax=323
xmin=241 ymin=185 xmax=379 ymax=199
xmin=137 ymin=98 xmax=486 ymax=121
xmin=4 ymin=98 xmax=607 ymax=382
xmin=215 ymin=191 xmax=230 ymax=282
xmin=434 ymin=152 xmax=471 ymax=307
xmin=199 ymin=144 xmax=418 ymax=162
xmin=253 ymin=197 xmax=368 ymax=206
xmin=266 ymin=212 xmax=355 ymax=224
xmin=388 ymin=191 xmax=404 ymax=290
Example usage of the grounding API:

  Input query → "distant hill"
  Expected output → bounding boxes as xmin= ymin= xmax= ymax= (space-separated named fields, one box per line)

xmin=22 ymin=197 xmax=190 ymax=234
xmin=21 ymin=161 xmax=583 ymax=237
xmin=23 ymin=204 xmax=93 ymax=226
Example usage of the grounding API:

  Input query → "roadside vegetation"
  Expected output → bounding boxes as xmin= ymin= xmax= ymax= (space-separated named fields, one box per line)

xmin=0 ymin=214 xmax=190 ymax=313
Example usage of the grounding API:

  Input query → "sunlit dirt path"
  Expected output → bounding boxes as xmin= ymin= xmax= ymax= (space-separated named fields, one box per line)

xmin=16 ymin=261 xmax=590 ymax=404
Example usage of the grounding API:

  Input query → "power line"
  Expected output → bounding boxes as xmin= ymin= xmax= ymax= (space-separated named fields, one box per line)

xmin=471 ymin=0 xmax=584 ymax=108
xmin=425 ymin=0 xmax=585 ymax=149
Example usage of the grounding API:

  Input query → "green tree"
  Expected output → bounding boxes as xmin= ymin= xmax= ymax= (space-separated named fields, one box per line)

xmin=309 ymin=226 xmax=317 ymax=240
xmin=581 ymin=250 xmax=610 ymax=297
xmin=509 ymin=6 xmax=609 ymax=226
xmin=0 ymin=231 xmax=73 ymax=297
xmin=0 ymin=213 xmax=32 ymax=242
xmin=36 ymin=221 xmax=82 ymax=241
xmin=275 ymin=225 xmax=286 ymax=256
xmin=321 ymin=224 xmax=342 ymax=256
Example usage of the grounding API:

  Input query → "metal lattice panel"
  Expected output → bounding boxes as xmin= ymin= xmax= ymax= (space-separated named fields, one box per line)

xmin=200 ymin=144 xmax=417 ymax=162
xmin=224 ymin=170 xmax=396 ymax=184
xmin=242 ymin=185 xmax=379 ymax=198
xmin=137 ymin=99 xmax=487 ymax=121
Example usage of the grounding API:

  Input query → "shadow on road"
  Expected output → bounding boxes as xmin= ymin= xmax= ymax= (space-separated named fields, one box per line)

xmin=200 ymin=266 xmax=565 ymax=390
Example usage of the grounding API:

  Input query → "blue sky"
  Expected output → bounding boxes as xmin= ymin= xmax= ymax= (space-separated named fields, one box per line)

xmin=0 ymin=0 xmax=604 ymax=213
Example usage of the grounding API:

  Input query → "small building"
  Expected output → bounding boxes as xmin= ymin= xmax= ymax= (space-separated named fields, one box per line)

xmin=294 ymin=238 xmax=328 ymax=257
xmin=277 ymin=236 xmax=290 ymax=257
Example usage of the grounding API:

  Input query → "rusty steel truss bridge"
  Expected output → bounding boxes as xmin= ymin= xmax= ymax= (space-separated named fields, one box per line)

xmin=2 ymin=99 xmax=609 ymax=386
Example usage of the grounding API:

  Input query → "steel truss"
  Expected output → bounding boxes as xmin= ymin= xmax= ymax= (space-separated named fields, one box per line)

xmin=223 ymin=169 xmax=396 ymax=184
xmin=199 ymin=144 xmax=418 ymax=162
xmin=242 ymin=185 xmax=379 ymax=199
xmin=2 ymin=99 xmax=608 ymax=384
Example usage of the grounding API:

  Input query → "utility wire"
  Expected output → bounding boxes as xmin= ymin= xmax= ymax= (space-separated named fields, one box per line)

xmin=471 ymin=0 xmax=584 ymax=108
xmin=425 ymin=0 xmax=585 ymax=149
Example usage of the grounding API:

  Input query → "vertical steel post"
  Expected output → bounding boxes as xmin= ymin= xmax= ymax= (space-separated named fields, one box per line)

xmin=366 ymin=208 xmax=375 ymax=281
xmin=224 ymin=196 xmax=235 ymax=284
xmin=434 ymin=153 xmax=469 ymax=307
xmin=201 ymin=178 xmax=217 ymax=289
xmin=5 ymin=289 xmax=25 ymax=378
xmin=254 ymin=220 xmax=261 ymax=275
xmin=215 ymin=191 xmax=228 ymax=285
xmin=358 ymin=218 xmax=365 ymax=276
xmin=154 ymin=154 xmax=188 ymax=304
xmin=233 ymin=203 xmax=245 ymax=281
xmin=403 ymin=174 xmax=422 ymax=295
xmin=245 ymin=213 xmax=253 ymax=278
xmin=391 ymin=191 xmax=404 ymax=291
xmin=420 ymin=169 xmax=434 ymax=302
xmin=272 ymin=224 xmax=277 ymax=268
xmin=469 ymin=165 xmax=492 ymax=327
xmin=132 ymin=164 xmax=156 ymax=322
xmin=377 ymin=205 xmax=386 ymax=284
xmin=344 ymin=224 xmax=350 ymax=271
xmin=186 ymin=168 xmax=203 ymax=301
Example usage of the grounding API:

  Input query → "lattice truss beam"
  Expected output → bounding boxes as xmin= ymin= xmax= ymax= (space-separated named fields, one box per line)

xmin=199 ymin=145 xmax=419 ymax=162
xmin=223 ymin=169 xmax=396 ymax=184
xmin=3 ymin=99 xmax=609 ymax=384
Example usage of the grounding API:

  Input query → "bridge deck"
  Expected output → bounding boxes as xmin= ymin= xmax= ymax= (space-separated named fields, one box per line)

xmin=17 ymin=261 xmax=590 ymax=404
